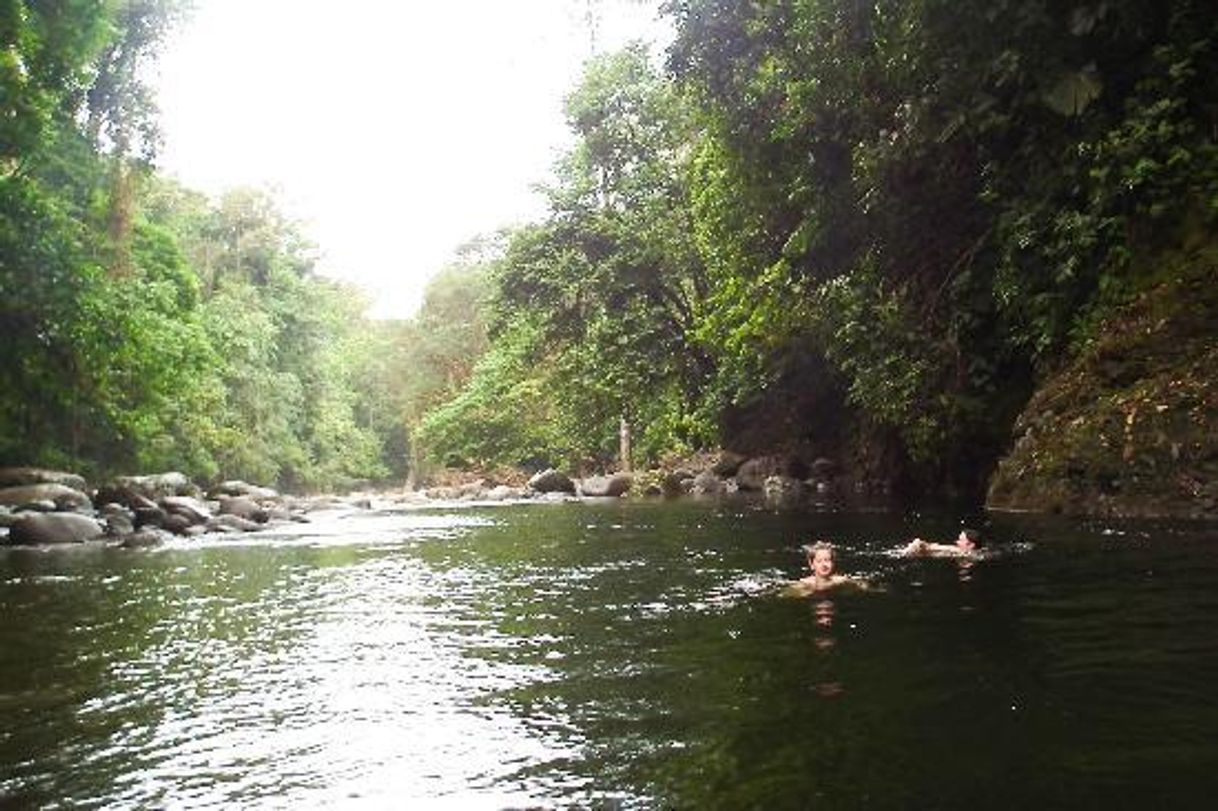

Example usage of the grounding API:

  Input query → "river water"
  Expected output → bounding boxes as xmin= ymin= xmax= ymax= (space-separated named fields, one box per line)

xmin=1 ymin=500 xmax=1216 ymax=808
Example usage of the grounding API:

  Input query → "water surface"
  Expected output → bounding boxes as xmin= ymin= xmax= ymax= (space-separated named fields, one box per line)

xmin=2 ymin=501 xmax=1216 ymax=808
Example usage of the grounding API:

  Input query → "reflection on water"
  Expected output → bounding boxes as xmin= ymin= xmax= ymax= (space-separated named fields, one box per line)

xmin=1 ymin=502 xmax=1217 ymax=808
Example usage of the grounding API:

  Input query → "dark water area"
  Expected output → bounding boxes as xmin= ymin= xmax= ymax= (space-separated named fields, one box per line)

xmin=2 ymin=501 xmax=1217 ymax=808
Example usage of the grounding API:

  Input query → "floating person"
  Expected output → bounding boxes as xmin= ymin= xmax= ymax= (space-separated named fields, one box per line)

xmin=784 ymin=541 xmax=870 ymax=596
xmin=901 ymin=527 xmax=984 ymax=558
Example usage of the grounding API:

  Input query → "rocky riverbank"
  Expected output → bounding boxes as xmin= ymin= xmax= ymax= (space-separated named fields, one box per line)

xmin=0 ymin=468 xmax=322 ymax=547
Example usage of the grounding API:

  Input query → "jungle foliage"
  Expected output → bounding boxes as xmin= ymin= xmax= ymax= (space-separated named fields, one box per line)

xmin=417 ymin=0 xmax=1218 ymax=495
xmin=4 ymin=1 xmax=1216 ymax=495
xmin=1 ymin=1 xmax=394 ymax=489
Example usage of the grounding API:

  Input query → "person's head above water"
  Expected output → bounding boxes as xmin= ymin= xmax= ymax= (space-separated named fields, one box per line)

xmin=804 ymin=541 xmax=835 ymax=579
xmin=957 ymin=528 xmax=982 ymax=552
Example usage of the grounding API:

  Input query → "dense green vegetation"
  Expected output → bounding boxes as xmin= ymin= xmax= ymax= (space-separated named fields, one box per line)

xmin=1 ymin=1 xmax=395 ymax=489
xmin=417 ymin=0 xmax=1217 ymax=499
xmin=3 ymin=1 xmax=1216 ymax=501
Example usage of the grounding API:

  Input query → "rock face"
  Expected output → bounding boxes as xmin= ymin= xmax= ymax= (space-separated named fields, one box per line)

xmin=6 ymin=513 xmax=104 ymax=545
xmin=579 ymin=473 xmax=633 ymax=498
xmin=987 ymin=257 xmax=1218 ymax=518
xmin=528 ymin=468 xmax=576 ymax=494
xmin=0 ymin=483 xmax=92 ymax=512
xmin=735 ymin=455 xmax=808 ymax=491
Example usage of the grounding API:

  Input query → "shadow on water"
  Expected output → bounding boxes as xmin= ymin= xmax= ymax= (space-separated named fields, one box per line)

xmin=2 ymin=500 xmax=1217 ymax=808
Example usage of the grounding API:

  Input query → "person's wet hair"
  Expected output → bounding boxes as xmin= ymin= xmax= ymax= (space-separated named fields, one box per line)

xmin=803 ymin=540 xmax=834 ymax=557
xmin=961 ymin=528 xmax=982 ymax=547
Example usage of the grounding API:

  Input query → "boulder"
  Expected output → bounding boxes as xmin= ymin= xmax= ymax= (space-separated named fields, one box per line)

xmin=660 ymin=472 xmax=693 ymax=497
xmin=0 ymin=483 xmax=92 ymax=513
xmin=110 ymin=472 xmax=196 ymax=500
xmin=161 ymin=513 xmax=194 ymax=535
xmin=0 ymin=467 xmax=88 ymax=492
xmin=6 ymin=513 xmax=104 ymax=545
xmin=527 ymin=468 xmax=575 ymax=494
xmin=735 ymin=456 xmax=809 ymax=491
xmin=99 ymin=504 xmax=135 ymax=536
xmin=133 ymin=504 xmax=167 ymax=529
xmin=579 ymin=473 xmax=633 ymax=498
xmin=160 ymin=496 xmax=212 ymax=525
xmin=690 ymin=470 xmax=724 ymax=496
xmin=218 ymin=495 xmax=267 ymax=522
xmin=711 ymin=452 xmax=747 ymax=477
xmin=212 ymin=480 xmax=280 ymax=500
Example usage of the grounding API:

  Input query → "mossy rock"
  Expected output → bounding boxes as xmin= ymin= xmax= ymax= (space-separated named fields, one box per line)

xmin=988 ymin=248 xmax=1218 ymax=519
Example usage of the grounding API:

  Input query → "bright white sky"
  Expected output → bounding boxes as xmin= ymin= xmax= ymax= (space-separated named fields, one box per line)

xmin=153 ymin=0 xmax=670 ymax=318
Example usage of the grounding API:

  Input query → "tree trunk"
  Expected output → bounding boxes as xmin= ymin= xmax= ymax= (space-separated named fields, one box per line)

xmin=619 ymin=415 xmax=632 ymax=473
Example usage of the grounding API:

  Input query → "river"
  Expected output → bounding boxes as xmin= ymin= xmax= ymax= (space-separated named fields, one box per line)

xmin=2 ymin=500 xmax=1216 ymax=808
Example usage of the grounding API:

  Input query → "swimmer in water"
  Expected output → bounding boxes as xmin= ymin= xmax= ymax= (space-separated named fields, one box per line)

xmin=902 ymin=527 xmax=983 ymax=558
xmin=785 ymin=541 xmax=867 ymax=595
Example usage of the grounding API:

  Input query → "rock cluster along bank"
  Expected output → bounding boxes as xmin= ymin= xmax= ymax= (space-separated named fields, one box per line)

xmin=0 ymin=468 xmax=310 ymax=548
xmin=1 ymin=452 xmax=856 ymax=545
xmin=416 ymin=452 xmax=852 ymax=506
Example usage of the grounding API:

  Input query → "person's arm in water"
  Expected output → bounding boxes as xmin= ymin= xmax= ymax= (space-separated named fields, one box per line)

xmin=903 ymin=529 xmax=982 ymax=557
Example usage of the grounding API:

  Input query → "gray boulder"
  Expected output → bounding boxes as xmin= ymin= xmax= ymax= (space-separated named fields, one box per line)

xmin=579 ymin=473 xmax=633 ymax=498
xmin=160 ymin=496 xmax=212 ymax=525
xmin=6 ymin=513 xmax=104 ymax=545
xmin=0 ymin=467 xmax=88 ymax=492
xmin=112 ymin=472 xmax=196 ymax=500
xmin=0 ymin=483 xmax=92 ymax=512
xmin=161 ymin=513 xmax=194 ymax=535
xmin=528 ymin=468 xmax=575 ymax=494
xmin=99 ymin=504 xmax=135 ymax=536
xmin=218 ymin=495 xmax=267 ymax=522
xmin=213 ymin=480 xmax=280 ymax=500
xmin=690 ymin=470 xmax=725 ymax=496
xmin=736 ymin=456 xmax=809 ymax=492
